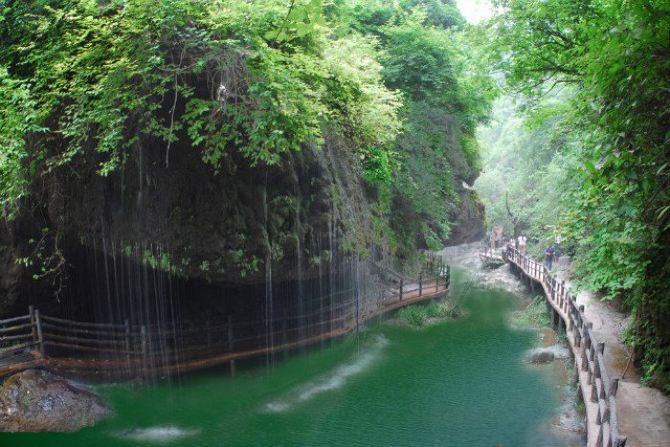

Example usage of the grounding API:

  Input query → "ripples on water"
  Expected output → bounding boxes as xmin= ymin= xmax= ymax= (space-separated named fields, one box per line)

xmin=114 ymin=426 xmax=200 ymax=443
xmin=2 ymin=269 xmax=583 ymax=447
xmin=265 ymin=335 xmax=389 ymax=413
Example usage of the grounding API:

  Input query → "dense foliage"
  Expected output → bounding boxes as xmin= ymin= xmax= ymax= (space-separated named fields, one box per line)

xmin=475 ymin=94 xmax=576 ymax=247
xmin=478 ymin=0 xmax=670 ymax=390
xmin=333 ymin=1 xmax=495 ymax=255
xmin=0 ymin=0 xmax=492 ymax=260
xmin=0 ymin=0 xmax=399 ymax=193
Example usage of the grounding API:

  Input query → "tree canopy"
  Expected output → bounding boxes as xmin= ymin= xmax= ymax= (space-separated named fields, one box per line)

xmin=480 ymin=0 xmax=670 ymax=390
xmin=0 ymin=0 xmax=492 ymax=257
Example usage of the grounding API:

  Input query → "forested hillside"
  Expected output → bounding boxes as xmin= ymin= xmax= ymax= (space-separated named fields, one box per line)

xmin=477 ymin=0 xmax=670 ymax=391
xmin=0 ymin=1 xmax=492 ymax=311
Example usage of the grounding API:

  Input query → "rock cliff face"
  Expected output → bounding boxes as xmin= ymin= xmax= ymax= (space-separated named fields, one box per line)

xmin=446 ymin=188 xmax=486 ymax=246
xmin=0 ymin=214 xmax=52 ymax=317
xmin=1 ymin=130 xmax=485 ymax=318
xmin=53 ymin=134 xmax=376 ymax=284
xmin=1 ymin=130 xmax=385 ymax=311
xmin=0 ymin=224 xmax=22 ymax=317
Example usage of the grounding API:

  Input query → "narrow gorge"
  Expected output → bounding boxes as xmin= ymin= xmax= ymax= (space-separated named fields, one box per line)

xmin=1 ymin=0 xmax=669 ymax=446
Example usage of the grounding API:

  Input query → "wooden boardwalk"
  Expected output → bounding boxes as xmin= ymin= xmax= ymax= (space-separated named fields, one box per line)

xmin=0 ymin=264 xmax=449 ymax=379
xmin=0 ymin=349 xmax=43 ymax=377
xmin=505 ymin=248 xmax=627 ymax=447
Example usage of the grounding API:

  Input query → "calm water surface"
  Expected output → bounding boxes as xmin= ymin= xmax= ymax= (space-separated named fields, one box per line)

xmin=2 ymin=269 xmax=581 ymax=447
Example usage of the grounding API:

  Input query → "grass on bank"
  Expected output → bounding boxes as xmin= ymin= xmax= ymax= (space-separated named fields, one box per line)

xmin=508 ymin=296 xmax=551 ymax=329
xmin=397 ymin=300 xmax=462 ymax=327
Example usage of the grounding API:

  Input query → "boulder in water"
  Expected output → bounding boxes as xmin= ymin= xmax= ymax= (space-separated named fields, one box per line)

xmin=525 ymin=345 xmax=571 ymax=364
xmin=0 ymin=369 xmax=109 ymax=432
xmin=525 ymin=348 xmax=556 ymax=364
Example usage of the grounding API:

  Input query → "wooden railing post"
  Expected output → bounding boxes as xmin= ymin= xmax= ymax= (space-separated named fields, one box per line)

xmin=140 ymin=324 xmax=148 ymax=357
xmin=206 ymin=317 xmax=212 ymax=350
xmin=610 ymin=378 xmax=619 ymax=397
xmin=33 ymin=309 xmax=44 ymax=356
xmin=419 ymin=272 xmax=423 ymax=297
xmin=227 ymin=315 xmax=236 ymax=376
xmin=355 ymin=281 xmax=360 ymax=331
xmin=139 ymin=325 xmax=148 ymax=377
xmin=124 ymin=319 xmax=131 ymax=364
xmin=282 ymin=317 xmax=288 ymax=347
xmin=29 ymin=305 xmax=37 ymax=343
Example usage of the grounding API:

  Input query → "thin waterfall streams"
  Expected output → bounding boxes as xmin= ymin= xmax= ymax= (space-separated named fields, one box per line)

xmin=3 ymin=267 xmax=584 ymax=447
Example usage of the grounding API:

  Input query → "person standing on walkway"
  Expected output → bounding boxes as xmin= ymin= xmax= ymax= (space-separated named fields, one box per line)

xmin=518 ymin=234 xmax=527 ymax=255
xmin=505 ymin=238 xmax=515 ymax=258
xmin=544 ymin=245 xmax=555 ymax=270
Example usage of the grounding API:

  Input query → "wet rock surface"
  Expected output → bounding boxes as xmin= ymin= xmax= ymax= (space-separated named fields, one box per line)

xmin=526 ymin=349 xmax=555 ymax=364
xmin=445 ymin=189 xmax=486 ymax=245
xmin=525 ymin=345 xmax=571 ymax=364
xmin=0 ymin=369 xmax=109 ymax=432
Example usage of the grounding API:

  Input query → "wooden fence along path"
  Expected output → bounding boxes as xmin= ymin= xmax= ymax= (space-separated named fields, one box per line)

xmin=0 ymin=311 xmax=44 ymax=375
xmin=0 ymin=259 xmax=450 ymax=379
xmin=505 ymin=247 xmax=627 ymax=447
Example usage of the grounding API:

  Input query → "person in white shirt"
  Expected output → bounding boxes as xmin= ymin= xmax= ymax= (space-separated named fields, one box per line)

xmin=518 ymin=234 xmax=527 ymax=254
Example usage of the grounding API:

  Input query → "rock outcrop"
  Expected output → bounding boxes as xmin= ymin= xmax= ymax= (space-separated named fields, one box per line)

xmin=0 ymin=369 xmax=109 ymax=432
xmin=525 ymin=345 xmax=571 ymax=364
xmin=446 ymin=188 xmax=486 ymax=246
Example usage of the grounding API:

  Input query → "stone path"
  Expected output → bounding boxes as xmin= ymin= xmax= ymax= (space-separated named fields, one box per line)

xmin=555 ymin=265 xmax=670 ymax=447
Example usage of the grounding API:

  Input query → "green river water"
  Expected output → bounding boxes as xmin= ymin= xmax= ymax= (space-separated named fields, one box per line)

xmin=2 ymin=270 xmax=582 ymax=447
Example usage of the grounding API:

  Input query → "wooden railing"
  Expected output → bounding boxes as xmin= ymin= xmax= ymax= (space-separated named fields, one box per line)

xmin=505 ymin=247 xmax=627 ymax=447
xmin=0 ymin=307 xmax=44 ymax=375
xmin=381 ymin=255 xmax=450 ymax=304
xmin=0 ymin=261 xmax=450 ymax=378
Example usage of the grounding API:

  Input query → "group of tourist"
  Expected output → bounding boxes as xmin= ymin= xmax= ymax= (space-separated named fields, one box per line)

xmin=506 ymin=234 xmax=527 ymax=254
xmin=504 ymin=234 xmax=562 ymax=271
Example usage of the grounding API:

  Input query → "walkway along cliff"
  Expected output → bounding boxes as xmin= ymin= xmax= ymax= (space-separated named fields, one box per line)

xmin=0 ymin=258 xmax=450 ymax=379
xmin=505 ymin=248 xmax=627 ymax=447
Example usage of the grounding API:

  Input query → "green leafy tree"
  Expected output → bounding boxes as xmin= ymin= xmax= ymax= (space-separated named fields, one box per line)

xmin=484 ymin=0 xmax=670 ymax=390
xmin=0 ymin=68 xmax=42 ymax=216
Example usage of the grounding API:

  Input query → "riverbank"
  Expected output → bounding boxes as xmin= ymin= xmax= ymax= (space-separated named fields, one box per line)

xmin=440 ymin=243 xmax=586 ymax=444
xmin=1 ymin=260 xmax=581 ymax=446
xmin=551 ymin=263 xmax=670 ymax=447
